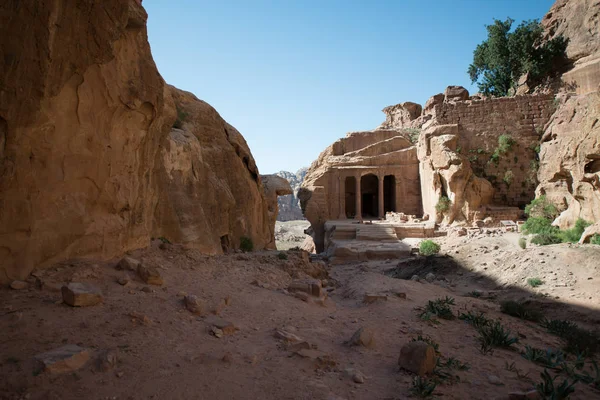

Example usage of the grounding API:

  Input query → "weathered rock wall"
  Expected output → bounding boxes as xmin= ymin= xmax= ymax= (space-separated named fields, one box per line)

xmin=429 ymin=94 xmax=556 ymax=207
xmin=0 ymin=0 xmax=274 ymax=282
xmin=275 ymin=168 xmax=307 ymax=222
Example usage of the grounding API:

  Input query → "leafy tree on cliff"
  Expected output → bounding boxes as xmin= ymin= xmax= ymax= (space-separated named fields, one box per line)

xmin=468 ymin=18 xmax=567 ymax=97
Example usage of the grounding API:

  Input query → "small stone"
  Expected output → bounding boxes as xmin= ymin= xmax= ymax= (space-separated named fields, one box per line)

xmin=211 ymin=327 xmax=224 ymax=338
xmin=395 ymin=292 xmax=407 ymax=299
xmin=10 ymin=280 xmax=29 ymax=290
xmin=117 ymin=276 xmax=130 ymax=286
xmin=117 ymin=257 xmax=141 ymax=271
xmin=398 ymin=341 xmax=437 ymax=376
xmin=115 ymin=371 xmax=124 ymax=378
xmin=295 ymin=348 xmax=326 ymax=359
xmin=274 ymin=329 xmax=304 ymax=343
xmin=363 ymin=293 xmax=388 ymax=304
xmin=141 ymin=286 xmax=152 ymax=293
xmin=425 ymin=273 xmax=436 ymax=283
xmin=129 ymin=311 xmax=152 ymax=325
xmin=222 ymin=353 xmax=233 ymax=363
xmin=62 ymin=283 xmax=103 ymax=307
xmin=487 ymin=375 xmax=503 ymax=386
xmin=347 ymin=327 xmax=375 ymax=348
xmin=34 ymin=345 xmax=90 ymax=374
xmin=137 ymin=265 xmax=163 ymax=286
xmin=352 ymin=371 xmax=366 ymax=384
xmin=206 ymin=316 xmax=237 ymax=335
xmin=95 ymin=349 xmax=118 ymax=372
xmin=411 ymin=275 xmax=420 ymax=282
xmin=184 ymin=295 xmax=205 ymax=315
xmin=288 ymin=279 xmax=323 ymax=297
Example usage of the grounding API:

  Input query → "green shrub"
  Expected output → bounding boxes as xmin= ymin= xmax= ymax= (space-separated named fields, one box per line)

xmin=559 ymin=219 xmax=591 ymax=243
xmin=477 ymin=321 xmax=519 ymax=354
xmin=543 ymin=319 xmax=600 ymax=355
xmin=527 ymin=277 xmax=543 ymax=288
xmin=525 ymin=196 xmax=559 ymax=220
xmin=531 ymin=233 xmax=563 ymax=246
xmin=240 ymin=236 xmax=254 ymax=252
xmin=459 ymin=311 xmax=491 ymax=329
xmin=435 ymin=196 xmax=452 ymax=214
xmin=277 ymin=251 xmax=288 ymax=260
xmin=410 ymin=335 xmax=440 ymax=354
xmin=410 ymin=376 xmax=437 ymax=398
xmin=419 ymin=296 xmax=455 ymax=321
xmin=536 ymin=369 xmax=576 ymax=400
xmin=419 ymin=240 xmax=440 ymax=256
xmin=500 ymin=300 xmax=544 ymax=322
xmin=498 ymin=134 xmax=515 ymax=153
xmin=173 ymin=105 xmax=189 ymax=129
xmin=518 ymin=237 xmax=527 ymax=249
xmin=522 ymin=217 xmax=556 ymax=235
xmin=503 ymin=170 xmax=514 ymax=186
xmin=404 ymin=128 xmax=421 ymax=144
xmin=591 ymin=234 xmax=600 ymax=245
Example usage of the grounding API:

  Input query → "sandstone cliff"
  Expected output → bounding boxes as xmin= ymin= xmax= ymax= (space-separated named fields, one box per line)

xmin=0 ymin=0 xmax=274 ymax=282
xmin=275 ymin=168 xmax=307 ymax=221
xmin=536 ymin=0 xmax=600 ymax=228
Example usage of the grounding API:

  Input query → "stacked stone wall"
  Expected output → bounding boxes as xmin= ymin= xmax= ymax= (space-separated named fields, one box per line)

xmin=431 ymin=94 xmax=556 ymax=207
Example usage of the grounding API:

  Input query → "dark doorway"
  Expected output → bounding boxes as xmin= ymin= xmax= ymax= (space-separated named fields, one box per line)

xmin=345 ymin=176 xmax=357 ymax=218
xmin=361 ymin=174 xmax=378 ymax=218
xmin=384 ymin=175 xmax=396 ymax=213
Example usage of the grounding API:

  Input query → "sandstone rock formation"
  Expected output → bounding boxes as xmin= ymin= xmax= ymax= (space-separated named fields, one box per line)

xmin=0 ymin=0 xmax=275 ymax=282
xmin=536 ymin=0 xmax=600 ymax=229
xmin=260 ymin=174 xmax=293 ymax=244
xmin=275 ymin=168 xmax=308 ymax=221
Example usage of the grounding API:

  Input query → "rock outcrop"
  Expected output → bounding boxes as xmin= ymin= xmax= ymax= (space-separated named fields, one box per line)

xmin=260 ymin=174 xmax=293 ymax=245
xmin=535 ymin=0 xmax=600 ymax=229
xmin=275 ymin=168 xmax=308 ymax=221
xmin=0 ymin=0 xmax=274 ymax=282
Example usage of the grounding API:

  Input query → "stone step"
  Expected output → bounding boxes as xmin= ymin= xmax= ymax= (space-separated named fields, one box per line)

xmin=356 ymin=225 xmax=398 ymax=242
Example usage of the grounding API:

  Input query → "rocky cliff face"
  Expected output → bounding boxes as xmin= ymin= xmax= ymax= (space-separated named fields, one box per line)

xmin=0 ymin=0 xmax=274 ymax=282
xmin=536 ymin=0 xmax=600 ymax=228
xmin=275 ymin=168 xmax=307 ymax=221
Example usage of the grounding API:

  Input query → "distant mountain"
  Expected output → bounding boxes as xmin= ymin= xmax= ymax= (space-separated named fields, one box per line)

xmin=275 ymin=168 xmax=308 ymax=221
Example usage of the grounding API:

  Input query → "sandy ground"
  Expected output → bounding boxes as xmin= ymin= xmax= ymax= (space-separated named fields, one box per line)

xmin=1 ymin=234 xmax=600 ymax=400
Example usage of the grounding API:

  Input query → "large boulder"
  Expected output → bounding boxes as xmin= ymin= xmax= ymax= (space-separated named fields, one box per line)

xmin=444 ymin=86 xmax=469 ymax=102
xmin=379 ymin=102 xmax=423 ymax=129
xmin=260 ymin=174 xmax=293 ymax=246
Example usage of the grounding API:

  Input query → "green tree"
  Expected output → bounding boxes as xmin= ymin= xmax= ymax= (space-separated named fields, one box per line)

xmin=468 ymin=18 xmax=567 ymax=97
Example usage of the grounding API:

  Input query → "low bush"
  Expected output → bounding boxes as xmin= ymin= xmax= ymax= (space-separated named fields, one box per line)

xmin=277 ymin=251 xmax=288 ymax=260
xmin=543 ymin=319 xmax=600 ymax=355
xmin=560 ymin=219 xmax=591 ymax=243
xmin=240 ymin=236 xmax=254 ymax=252
xmin=591 ymin=234 xmax=600 ymax=245
xmin=518 ymin=237 xmax=527 ymax=249
xmin=531 ymin=233 xmax=563 ymax=246
xmin=419 ymin=297 xmax=455 ymax=321
xmin=410 ymin=376 xmax=436 ymax=398
xmin=419 ymin=240 xmax=441 ymax=256
xmin=477 ymin=321 xmax=519 ymax=354
xmin=522 ymin=217 xmax=557 ymax=235
xmin=527 ymin=277 xmax=544 ymax=288
xmin=435 ymin=196 xmax=452 ymax=213
xmin=536 ymin=369 xmax=576 ymax=400
xmin=500 ymin=300 xmax=544 ymax=322
xmin=525 ymin=196 xmax=559 ymax=220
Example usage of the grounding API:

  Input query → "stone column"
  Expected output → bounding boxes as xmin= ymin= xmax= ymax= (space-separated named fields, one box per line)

xmin=378 ymin=174 xmax=385 ymax=219
xmin=355 ymin=174 xmax=362 ymax=221
xmin=339 ymin=175 xmax=346 ymax=219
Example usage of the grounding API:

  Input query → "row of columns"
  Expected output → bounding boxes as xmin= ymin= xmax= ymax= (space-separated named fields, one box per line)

xmin=338 ymin=173 xmax=387 ymax=221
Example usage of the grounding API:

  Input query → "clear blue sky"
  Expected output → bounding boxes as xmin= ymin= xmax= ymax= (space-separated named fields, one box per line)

xmin=145 ymin=0 xmax=555 ymax=174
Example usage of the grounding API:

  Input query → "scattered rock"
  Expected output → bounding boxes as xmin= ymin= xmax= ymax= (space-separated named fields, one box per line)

xmin=61 ymin=282 xmax=104 ymax=307
xmin=137 ymin=264 xmax=164 ymax=286
xmin=425 ymin=273 xmax=436 ymax=283
xmin=288 ymin=279 xmax=323 ymax=297
xmin=352 ymin=371 xmax=366 ymax=384
xmin=398 ymin=341 xmax=437 ymax=376
xmin=206 ymin=316 xmax=237 ymax=335
xmin=184 ymin=295 xmax=205 ymax=315
xmin=274 ymin=329 xmax=304 ymax=343
xmin=487 ymin=374 xmax=504 ymax=386
xmin=411 ymin=275 xmax=420 ymax=282
xmin=95 ymin=349 xmax=118 ymax=372
xmin=34 ymin=345 xmax=90 ymax=374
xmin=141 ymin=286 xmax=152 ymax=293
xmin=347 ymin=327 xmax=375 ymax=348
xmin=10 ymin=280 xmax=28 ymax=290
xmin=211 ymin=327 xmax=224 ymax=338
xmin=117 ymin=257 xmax=141 ymax=271
xmin=129 ymin=311 xmax=152 ymax=325
xmin=395 ymin=292 xmax=407 ymax=299
xmin=363 ymin=293 xmax=388 ymax=304
xmin=295 ymin=348 xmax=326 ymax=360
xmin=117 ymin=276 xmax=131 ymax=286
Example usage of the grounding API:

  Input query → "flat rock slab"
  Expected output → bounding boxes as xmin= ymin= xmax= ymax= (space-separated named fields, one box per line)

xmin=363 ymin=293 xmax=388 ymax=304
xmin=62 ymin=282 xmax=103 ymax=307
xmin=34 ymin=345 xmax=90 ymax=374
xmin=10 ymin=280 xmax=29 ymax=290
xmin=205 ymin=316 xmax=237 ymax=335
xmin=137 ymin=265 xmax=164 ymax=286
xmin=288 ymin=279 xmax=323 ymax=297
xmin=117 ymin=256 xmax=141 ymax=271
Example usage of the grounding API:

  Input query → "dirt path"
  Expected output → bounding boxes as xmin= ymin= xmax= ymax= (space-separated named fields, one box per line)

xmin=1 ymin=237 xmax=599 ymax=400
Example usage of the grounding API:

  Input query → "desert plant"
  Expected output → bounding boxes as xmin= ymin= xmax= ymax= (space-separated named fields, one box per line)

xmin=591 ymin=235 xmax=600 ymax=245
xmin=504 ymin=170 xmax=514 ymax=186
xmin=536 ymin=369 xmax=576 ymax=400
xmin=240 ymin=236 xmax=254 ymax=252
xmin=505 ymin=361 xmax=532 ymax=381
xmin=498 ymin=134 xmax=515 ymax=153
xmin=500 ymin=300 xmax=544 ymax=322
xmin=403 ymin=128 xmax=421 ymax=144
xmin=560 ymin=219 xmax=591 ymax=243
xmin=525 ymin=196 xmax=559 ymax=220
xmin=522 ymin=216 xmax=556 ymax=235
xmin=519 ymin=237 xmax=527 ymax=249
xmin=173 ymin=105 xmax=189 ymax=129
xmin=277 ymin=251 xmax=288 ymax=260
xmin=419 ymin=297 xmax=455 ymax=321
xmin=435 ymin=196 xmax=452 ymax=214
xmin=410 ymin=376 xmax=437 ymax=398
xmin=531 ymin=233 xmax=563 ymax=246
xmin=521 ymin=346 xmax=565 ymax=368
xmin=419 ymin=240 xmax=441 ymax=256
xmin=157 ymin=236 xmax=171 ymax=244
xmin=459 ymin=311 xmax=491 ymax=329
xmin=543 ymin=319 xmax=600 ymax=355
xmin=477 ymin=321 xmax=519 ymax=354
xmin=527 ymin=277 xmax=544 ymax=288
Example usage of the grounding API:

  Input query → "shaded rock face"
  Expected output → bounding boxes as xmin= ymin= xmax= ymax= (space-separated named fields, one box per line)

xmin=542 ymin=0 xmax=600 ymax=94
xmin=275 ymin=168 xmax=308 ymax=221
xmin=0 ymin=1 xmax=273 ymax=281
xmin=537 ymin=92 xmax=600 ymax=228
